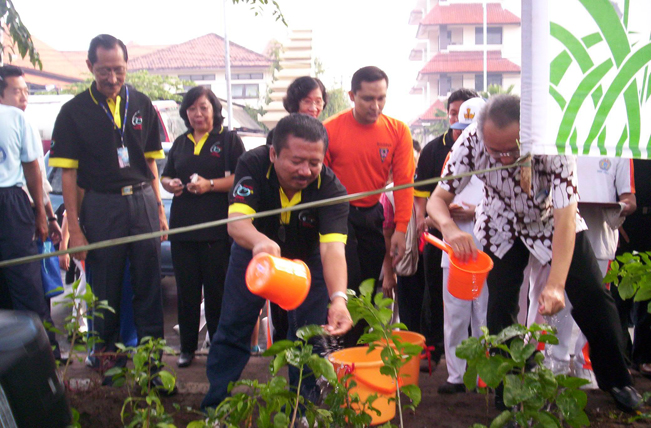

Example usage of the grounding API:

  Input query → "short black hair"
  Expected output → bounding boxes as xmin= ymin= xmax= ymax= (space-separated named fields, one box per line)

xmin=88 ymin=34 xmax=128 ymax=65
xmin=447 ymin=88 xmax=478 ymax=112
xmin=413 ymin=139 xmax=422 ymax=153
xmin=0 ymin=65 xmax=24 ymax=96
xmin=351 ymin=66 xmax=389 ymax=94
xmin=283 ymin=76 xmax=328 ymax=113
xmin=478 ymin=94 xmax=520 ymax=138
xmin=180 ymin=86 xmax=224 ymax=131
xmin=272 ymin=113 xmax=328 ymax=155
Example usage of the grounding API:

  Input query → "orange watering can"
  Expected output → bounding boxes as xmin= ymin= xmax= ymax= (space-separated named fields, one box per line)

xmin=245 ymin=253 xmax=311 ymax=310
xmin=423 ymin=232 xmax=493 ymax=300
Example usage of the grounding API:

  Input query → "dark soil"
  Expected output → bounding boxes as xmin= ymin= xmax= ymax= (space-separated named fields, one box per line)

xmin=65 ymin=353 xmax=651 ymax=427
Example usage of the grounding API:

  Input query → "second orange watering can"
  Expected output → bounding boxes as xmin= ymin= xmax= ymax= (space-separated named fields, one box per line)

xmin=245 ymin=253 xmax=311 ymax=310
xmin=423 ymin=232 xmax=493 ymax=300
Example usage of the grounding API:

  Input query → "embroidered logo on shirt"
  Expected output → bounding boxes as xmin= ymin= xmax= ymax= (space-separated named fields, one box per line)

xmin=210 ymin=143 xmax=222 ymax=157
xmin=598 ymin=159 xmax=611 ymax=171
xmin=232 ymin=177 xmax=254 ymax=202
xmin=379 ymin=148 xmax=389 ymax=162
xmin=131 ymin=110 xmax=143 ymax=130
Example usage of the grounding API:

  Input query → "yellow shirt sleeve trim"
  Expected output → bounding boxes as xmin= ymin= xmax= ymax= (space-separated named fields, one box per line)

xmin=229 ymin=203 xmax=256 ymax=216
xmin=145 ymin=149 xmax=165 ymax=159
xmin=319 ymin=233 xmax=348 ymax=244
xmin=414 ymin=190 xmax=431 ymax=198
xmin=48 ymin=157 xmax=79 ymax=169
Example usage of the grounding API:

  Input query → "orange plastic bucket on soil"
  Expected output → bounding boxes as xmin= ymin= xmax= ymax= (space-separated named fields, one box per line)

xmin=375 ymin=331 xmax=426 ymax=386
xmin=423 ymin=232 xmax=493 ymax=300
xmin=329 ymin=347 xmax=397 ymax=426
xmin=245 ymin=253 xmax=311 ymax=310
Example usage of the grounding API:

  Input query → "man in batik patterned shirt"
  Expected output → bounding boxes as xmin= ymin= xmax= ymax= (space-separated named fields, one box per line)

xmin=427 ymin=94 xmax=641 ymax=413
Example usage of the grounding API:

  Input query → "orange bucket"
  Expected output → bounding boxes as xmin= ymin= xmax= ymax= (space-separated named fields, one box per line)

xmin=374 ymin=331 xmax=425 ymax=386
xmin=423 ymin=233 xmax=493 ymax=300
xmin=329 ymin=347 xmax=397 ymax=426
xmin=245 ymin=253 xmax=311 ymax=310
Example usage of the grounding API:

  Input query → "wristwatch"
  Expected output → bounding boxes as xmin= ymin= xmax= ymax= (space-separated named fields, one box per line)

xmin=210 ymin=179 xmax=214 ymax=188
xmin=330 ymin=291 xmax=348 ymax=302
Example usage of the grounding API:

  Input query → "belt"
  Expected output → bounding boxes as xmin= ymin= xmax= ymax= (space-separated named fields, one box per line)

xmin=93 ymin=182 xmax=150 ymax=196
xmin=350 ymin=202 xmax=381 ymax=212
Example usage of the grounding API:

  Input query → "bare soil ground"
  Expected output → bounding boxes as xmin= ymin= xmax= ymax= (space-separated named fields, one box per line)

xmin=66 ymin=353 xmax=651 ymax=427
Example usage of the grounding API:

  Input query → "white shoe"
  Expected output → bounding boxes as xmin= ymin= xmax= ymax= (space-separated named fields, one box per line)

xmin=573 ymin=366 xmax=598 ymax=390
xmin=543 ymin=357 xmax=571 ymax=376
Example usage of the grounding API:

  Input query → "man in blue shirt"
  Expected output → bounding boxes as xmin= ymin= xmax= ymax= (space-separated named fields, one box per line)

xmin=0 ymin=102 xmax=49 ymax=319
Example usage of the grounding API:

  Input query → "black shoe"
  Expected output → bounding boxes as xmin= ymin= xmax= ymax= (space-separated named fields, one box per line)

xmin=438 ymin=382 xmax=466 ymax=394
xmin=609 ymin=386 xmax=642 ymax=413
xmin=177 ymin=352 xmax=195 ymax=368
xmin=151 ymin=374 xmax=178 ymax=397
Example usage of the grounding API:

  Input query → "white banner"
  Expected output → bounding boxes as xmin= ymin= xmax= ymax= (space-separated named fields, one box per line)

xmin=522 ymin=0 xmax=651 ymax=158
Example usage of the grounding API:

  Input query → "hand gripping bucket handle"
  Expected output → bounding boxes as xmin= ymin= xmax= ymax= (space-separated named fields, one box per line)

xmin=422 ymin=232 xmax=493 ymax=300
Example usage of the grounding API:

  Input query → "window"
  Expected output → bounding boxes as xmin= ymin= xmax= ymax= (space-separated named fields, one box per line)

xmin=475 ymin=27 xmax=503 ymax=45
xmin=178 ymin=74 xmax=216 ymax=81
xmin=231 ymin=73 xmax=264 ymax=80
xmin=439 ymin=75 xmax=452 ymax=96
xmin=232 ymin=83 xmax=259 ymax=99
xmin=475 ymin=74 xmax=503 ymax=92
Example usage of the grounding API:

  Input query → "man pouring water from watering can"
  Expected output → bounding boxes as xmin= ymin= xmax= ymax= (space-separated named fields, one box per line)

xmin=427 ymin=94 xmax=642 ymax=413
xmin=202 ymin=113 xmax=352 ymax=410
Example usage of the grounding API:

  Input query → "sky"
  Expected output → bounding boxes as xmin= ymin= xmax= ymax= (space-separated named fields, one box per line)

xmin=18 ymin=0 xmax=426 ymax=123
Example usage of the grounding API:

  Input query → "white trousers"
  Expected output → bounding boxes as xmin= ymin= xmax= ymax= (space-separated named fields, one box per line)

xmin=442 ymin=268 xmax=489 ymax=384
xmin=520 ymin=256 xmax=610 ymax=368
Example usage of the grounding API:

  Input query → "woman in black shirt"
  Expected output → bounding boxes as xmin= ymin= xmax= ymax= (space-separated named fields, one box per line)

xmin=161 ymin=87 xmax=245 ymax=367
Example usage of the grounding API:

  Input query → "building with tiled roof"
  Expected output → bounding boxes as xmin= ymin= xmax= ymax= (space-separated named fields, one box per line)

xmin=408 ymin=0 xmax=521 ymax=142
xmin=129 ymin=33 xmax=272 ymax=109
xmin=4 ymin=29 xmax=84 ymax=91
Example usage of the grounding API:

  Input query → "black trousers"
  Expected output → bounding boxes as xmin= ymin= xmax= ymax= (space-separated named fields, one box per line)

xmin=202 ymin=244 xmax=328 ymax=409
xmin=342 ymin=203 xmax=386 ymax=348
xmin=420 ymin=229 xmax=445 ymax=360
xmin=485 ymin=232 xmax=632 ymax=390
xmin=81 ymin=186 xmax=164 ymax=353
xmin=614 ymin=211 xmax=651 ymax=367
xmin=397 ymin=255 xmax=425 ymax=333
xmin=171 ymin=239 xmax=230 ymax=353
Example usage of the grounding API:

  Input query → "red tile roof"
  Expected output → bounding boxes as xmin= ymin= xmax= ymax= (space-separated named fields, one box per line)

xmin=420 ymin=51 xmax=520 ymax=74
xmin=129 ymin=34 xmax=271 ymax=71
xmin=417 ymin=99 xmax=447 ymax=121
xmin=421 ymin=3 xmax=520 ymax=25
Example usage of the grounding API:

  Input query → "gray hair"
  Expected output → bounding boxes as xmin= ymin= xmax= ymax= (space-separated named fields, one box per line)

xmin=477 ymin=94 xmax=520 ymax=140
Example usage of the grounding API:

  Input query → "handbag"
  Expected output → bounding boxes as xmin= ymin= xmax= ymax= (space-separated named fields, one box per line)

xmin=37 ymin=239 xmax=64 ymax=298
xmin=394 ymin=209 xmax=420 ymax=277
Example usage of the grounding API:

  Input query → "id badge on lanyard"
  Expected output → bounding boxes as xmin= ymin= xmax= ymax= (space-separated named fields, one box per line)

xmin=99 ymin=86 xmax=130 ymax=168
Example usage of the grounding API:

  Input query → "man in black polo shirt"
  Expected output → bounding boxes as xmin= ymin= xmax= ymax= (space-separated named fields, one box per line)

xmin=202 ymin=113 xmax=352 ymax=410
xmin=414 ymin=88 xmax=477 ymax=368
xmin=49 ymin=35 xmax=168 ymax=371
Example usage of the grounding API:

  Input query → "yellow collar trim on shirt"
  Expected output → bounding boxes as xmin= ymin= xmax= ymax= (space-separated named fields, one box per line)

xmin=279 ymin=188 xmax=301 ymax=224
xmin=188 ymin=132 xmax=210 ymax=155
xmin=89 ymin=85 xmax=122 ymax=129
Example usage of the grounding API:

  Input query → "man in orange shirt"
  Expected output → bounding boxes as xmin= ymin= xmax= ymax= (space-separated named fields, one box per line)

xmin=324 ymin=66 xmax=414 ymax=346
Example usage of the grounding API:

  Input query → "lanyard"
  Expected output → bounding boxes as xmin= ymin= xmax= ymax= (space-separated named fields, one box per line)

xmin=96 ymin=85 xmax=129 ymax=147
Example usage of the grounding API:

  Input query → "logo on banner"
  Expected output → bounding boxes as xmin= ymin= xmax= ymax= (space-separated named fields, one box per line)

xmin=131 ymin=110 xmax=143 ymax=130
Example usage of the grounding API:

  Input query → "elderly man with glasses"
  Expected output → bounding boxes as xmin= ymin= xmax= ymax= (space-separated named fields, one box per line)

xmin=426 ymin=94 xmax=641 ymax=413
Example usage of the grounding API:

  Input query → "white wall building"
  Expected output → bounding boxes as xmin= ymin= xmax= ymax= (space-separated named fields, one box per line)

xmin=409 ymin=0 xmax=522 ymax=140
xmin=129 ymin=34 xmax=272 ymax=110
